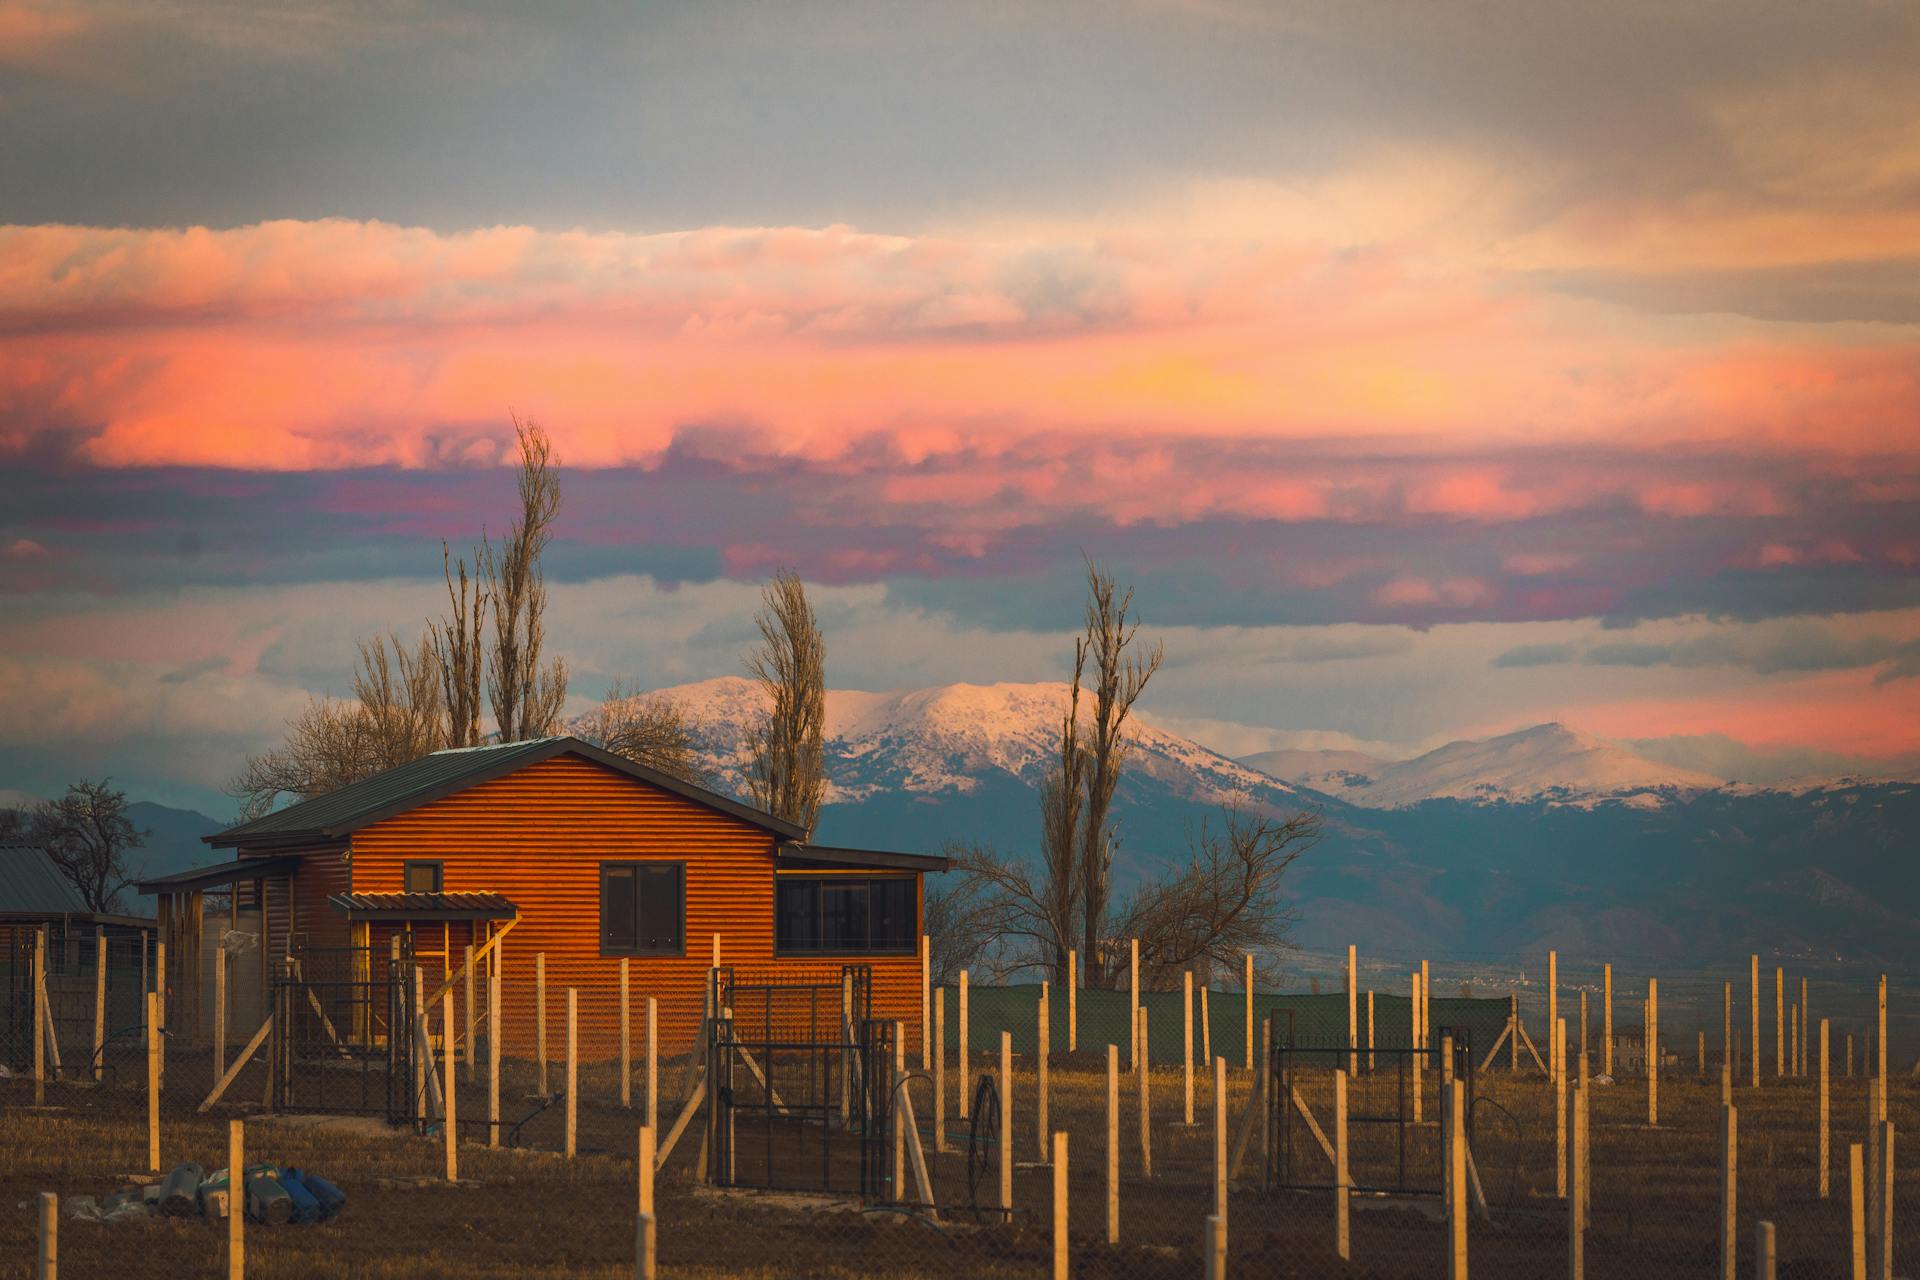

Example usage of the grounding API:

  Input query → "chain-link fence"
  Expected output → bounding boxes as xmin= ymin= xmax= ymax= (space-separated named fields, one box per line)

xmin=4 ymin=942 xmax=1913 ymax=1278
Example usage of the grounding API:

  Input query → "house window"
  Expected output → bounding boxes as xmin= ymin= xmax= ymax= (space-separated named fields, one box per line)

xmin=775 ymin=876 xmax=915 ymax=954
xmin=403 ymin=860 xmax=443 ymax=894
xmin=600 ymin=862 xmax=685 ymax=956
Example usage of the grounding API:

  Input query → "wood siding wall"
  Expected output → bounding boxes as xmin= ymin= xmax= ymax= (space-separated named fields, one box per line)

xmin=339 ymin=753 xmax=925 ymax=1060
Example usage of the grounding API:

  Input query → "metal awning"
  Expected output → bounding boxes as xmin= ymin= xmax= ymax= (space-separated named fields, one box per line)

xmin=776 ymin=843 xmax=950 ymax=873
xmin=135 ymin=854 xmax=304 ymax=895
xmin=327 ymin=891 xmax=519 ymax=922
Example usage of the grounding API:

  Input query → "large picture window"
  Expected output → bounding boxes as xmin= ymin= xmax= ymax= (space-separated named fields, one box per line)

xmin=600 ymin=862 xmax=685 ymax=956
xmin=775 ymin=876 xmax=915 ymax=954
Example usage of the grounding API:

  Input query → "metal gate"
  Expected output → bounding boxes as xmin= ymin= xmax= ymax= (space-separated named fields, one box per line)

xmin=707 ymin=965 xmax=891 ymax=1197
xmin=1267 ymin=1021 xmax=1475 ymax=1196
xmin=270 ymin=939 xmax=414 ymax=1124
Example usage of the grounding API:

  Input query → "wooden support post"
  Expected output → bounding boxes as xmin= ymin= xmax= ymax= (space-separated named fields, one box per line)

xmin=1724 ymin=981 xmax=1732 ymax=1084
xmin=1556 ymin=1019 xmax=1568 ymax=1197
xmin=934 ymin=988 xmax=946 ymax=1153
xmin=1421 ymin=958 xmax=1431 ymax=1048
xmin=1213 ymin=1056 xmax=1227 ymax=1224
xmin=1580 ymin=991 xmax=1590 ymax=1075
xmin=1346 ymin=944 xmax=1358 ymax=1076
xmin=1204 ymin=1214 xmax=1226 ymax=1280
xmin=999 ymin=1030 xmax=1013 ymax=1217
xmin=464 ymin=944 xmax=476 ymax=1084
xmin=1334 ymin=1067 xmax=1350 ymax=1260
xmin=565 ymin=988 xmax=578 ymax=1158
xmin=1850 ymin=1143 xmax=1866 ymax=1280
xmin=1130 ymin=938 xmax=1140 ymax=1071
xmin=1755 ymin=1221 xmax=1775 ymax=1280
xmin=1201 ymin=985 xmax=1211 ymax=1067
xmin=642 ymin=994 xmax=657 ymax=1135
xmin=1184 ymin=970 xmax=1195 ymax=1125
xmin=488 ymin=973 xmax=502 ymax=1147
xmin=1548 ymin=950 xmax=1559 ymax=1086
xmin=894 ymin=1020 xmax=906 ymax=1198
xmin=1067 ymin=948 xmax=1078 ymax=1054
xmin=1569 ymin=1082 xmax=1585 ymax=1280
xmin=1448 ymin=1078 xmax=1467 ymax=1280
xmin=1244 ymin=953 xmax=1254 ymax=1072
xmin=1721 ymin=1104 xmax=1739 ymax=1280
xmin=38 ymin=1191 xmax=55 ymax=1280
xmin=227 ymin=1120 xmax=244 ymax=1280
xmin=1866 ymin=1077 xmax=1884 ymax=1272
xmin=637 ymin=1126 xmax=656 ymax=1280
xmin=1510 ymin=995 xmax=1519 ymax=1074
xmin=1137 ymin=1005 xmax=1152 ymax=1176
xmin=146 ymin=990 xmax=160 ymax=1171
xmin=1368 ymin=990 xmax=1376 ymax=1073
xmin=1106 ymin=1043 xmax=1119 ymax=1245
xmin=1038 ymin=984 xmax=1051 ymax=1162
xmin=443 ymin=988 xmax=458 ymax=1182
xmin=1750 ymin=955 xmax=1761 ymax=1089
xmin=1819 ymin=1019 xmax=1832 ymax=1198
xmin=1877 ymin=974 xmax=1887 ymax=1086
xmin=212 ymin=945 xmax=228 ymax=1084
xmin=155 ymin=937 xmax=166 ymax=1085
xmin=1260 ymin=1015 xmax=1272 ymax=1172
xmin=921 ymin=934 xmax=931 ymax=1071
xmin=1848 ymin=1031 xmax=1854 ymax=1078
xmin=1052 ymin=1131 xmax=1069 ymax=1280
xmin=958 ymin=969 xmax=970 ymax=1120
xmin=1648 ymin=978 xmax=1659 ymax=1127
xmin=1412 ymin=971 xmax=1424 ymax=1124
xmin=535 ymin=952 xmax=548 ymax=1096
xmin=1800 ymin=977 xmax=1810 ymax=1075
xmin=93 ymin=928 xmax=107 ymax=1084
xmin=1874 ymin=1121 xmax=1893 ymax=1280
xmin=1776 ymin=967 xmax=1785 ymax=1079
xmin=609 ymin=959 xmax=628 ymax=1112
xmin=33 ymin=927 xmax=47 ymax=1105
xmin=1604 ymin=963 xmax=1614 ymax=1078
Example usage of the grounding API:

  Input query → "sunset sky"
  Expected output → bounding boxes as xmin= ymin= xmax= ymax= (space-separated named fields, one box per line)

xmin=4 ymin=0 xmax=1919 ymax=813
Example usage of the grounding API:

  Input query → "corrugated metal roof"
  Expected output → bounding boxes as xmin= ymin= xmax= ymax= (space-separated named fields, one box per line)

xmin=134 ymin=854 xmax=305 ymax=894
xmin=0 ymin=845 xmax=89 ymax=915
xmin=328 ymin=891 xmax=518 ymax=919
xmin=209 ymin=736 xmax=807 ymax=848
xmin=778 ymin=843 xmax=951 ymax=872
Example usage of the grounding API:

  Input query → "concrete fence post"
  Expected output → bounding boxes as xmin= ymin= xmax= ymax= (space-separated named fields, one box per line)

xmin=1569 ymin=1082 xmax=1585 ymax=1280
xmin=1244 ymin=954 xmax=1255 ymax=1072
xmin=999 ymin=1030 xmax=1013 ymax=1217
xmin=1130 ymin=939 xmax=1141 ymax=1071
xmin=1106 ymin=1043 xmax=1119 ymax=1245
xmin=1647 ymin=978 xmax=1659 ymax=1127
xmin=535 ymin=952 xmax=548 ymax=1096
xmin=1068 ymin=948 xmax=1078 ymax=1054
xmin=95 ymin=929 xmax=109 ymax=1085
xmin=564 ymin=987 xmax=578 ymax=1159
xmin=637 ymin=1125 xmax=656 ymax=1280
xmin=1754 ymin=1220 xmax=1775 ymax=1280
xmin=1334 ymin=1067 xmax=1350 ymax=1260
xmin=227 ymin=1120 xmax=244 ymax=1280
xmin=934 ymin=989 xmax=947 ymax=1154
xmin=1448 ymin=1078 xmax=1467 ymax=1280
xmin=1721 ymin=1104 xmax=1739 ymax=1280
xmin=1347 ymin=945 xmax=1358 ymax=1077
xmin=1184 ymin=970 xmax=1195 ymax=1125
xmin=1820 ymin=1018 xmax=1831 ymax=1199
xmin=1203 ymin=1214 xmax=1226 ymax=1280
xmin=1052 ymin=1131 xmax=1069 ymax=1280
xmin=146 ymin=989 xmax=160 ymax=1172
xmin=1038 ymin=985 xmax=1051 ymax=1163
xmin=1213 ymin=1056 xmax=1228 ymax=1226
xmin=1850 ymin=1143 xmax=1866 ymax=1280
xmin=620 ymin=958 xmax=631 ymax=1109
xmin=957 ymin=970 xmax=970 ymax=1120
xmin=488 ymin=974 xmax=501 ymax=1147
xmin=1138 ymin=1005 xmax=1152 ymax=1177
xmin=444 ymin=988 xmax=458 ymax=1182
xmin=37 ymin=1191 xmax=55 ymax=1280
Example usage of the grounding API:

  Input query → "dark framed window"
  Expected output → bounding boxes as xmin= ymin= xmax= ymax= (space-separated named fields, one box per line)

xmin=600 ymin=862 xmax=686 ymax=956
xmin=775 ymin=876 xmax=916 ymax=954
xmin=403 ymin=860 xmax=443 ymax=894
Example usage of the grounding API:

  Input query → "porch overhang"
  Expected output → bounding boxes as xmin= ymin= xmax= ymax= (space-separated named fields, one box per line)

xmin=776 ymin=843 xmax=950 ymax=873
xmin=134 ymin=854 xmax=304 ymax=895
xmin=327 ymin=891 xmax=519 ymax=922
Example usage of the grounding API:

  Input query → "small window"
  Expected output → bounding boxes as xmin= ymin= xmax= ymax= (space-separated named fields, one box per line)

xmin=601 ymin=862 xmax=685 ymax=956
xmin=776 ymin=876 xmax=917 ymax=954
xmin=403 ymin=860 xmax=443 ymax=894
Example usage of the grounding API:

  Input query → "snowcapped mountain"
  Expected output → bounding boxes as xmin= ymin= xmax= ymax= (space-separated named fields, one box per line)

xmin=649 ymin=676 xmax=1296 ymax=809
xmin=1241 ymin=723 xmax=1724 ymax=809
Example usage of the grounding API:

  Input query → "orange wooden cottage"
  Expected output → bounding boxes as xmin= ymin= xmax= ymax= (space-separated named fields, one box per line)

xmin=138 ymin=737 xmax=945 ymax=1061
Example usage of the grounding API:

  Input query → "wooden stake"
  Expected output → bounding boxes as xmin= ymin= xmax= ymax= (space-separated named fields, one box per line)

xmin=1201 ymin=985 xmax=1211 ymax=1067
xmin=1448 ymin=1078 xmax=1467 ymax=1280
xmin=1849 ymin=1143 xmax=1866 ymax=1280
xmin=933 ymin=988 xmax=947 ymax=1152
xmin=1811 ymin=1018 xmax=1829 ymax=1201
xmin=1875 ymin=1121 xmax=1893 ymax=1280
xmin=535 ymin=952 xmax=548 ymax=1096
xmin=1581 ymin=991 xmax=1590 ymax=1077
xmin=1244 ymin=953 xmax=1254 ymax=1072
xmin=1569 ymin=1083 xmax=1585 ymax=1280
xmin=1723 ymin=981 xmax=1732 ymax=1085
xmin=1750 ymin=955 xmax=1761 ymax=1090
xmin=146 ymin=990 xmax=160 ymax=1171
xmin=211 ymin=944 xmax=228 ymax=1084
xmin=620 ymin=958 xmax=631 ymax=1109
xmin=637 ymin=1126 xmax=656 ymax=1280
xmin=1213 ymin=1056 xmax=1227 ymax=1224
xmin=1548 ymin=950 xmax=1559 ymax=1086
xmin=999 ymin=1030 xmax=1013 ymax=1216
xmin=1130 ymin=938 xmax=1140 ymax=1070
xmin=1059 ymin=1128 xmax=1075 ymax=1280
xmin=565 ymin=988 xmax=578 ymax=1158
xmin=464 ymin=944 xmax=476 ymax=1084
xmin=1106 ymin=1043 xmax=1119 ymax=1245
xmin=1421 ymin=958 xmax=1431 ymax=1048
xmin=1556 ymin=1018 xmax=1568 ymax=1197
xmin=443 ymin=988 xmax=458 ymax=1181
xmin=1347 ymin=944 xmax=1358 ymax=1076
xmin=1604 ymin=963 xmax=1614 ymax=1079
xmin=1038 ymin=984 xmax=1051 ymax=1162
xmin=227 ymin=1120 xmax=244 ymax=1280
xmin=93 ymin=928 xmax=107 ymax=1085
xmin=1184 ymin=970 xmax=1195 ymax=1125
xmin=489 ymin=974 xmax=501 ymax=1147
xmin=1368 ymin=990 xmax=1376 ymax=1073
xmin=1335 ymin=1067 xmax=1350 ymax=1260
xmin=958 ymin=969 xmax=970 ymax=1119
xmin=37 ymin=1191 xmax=55 ymax=1280
xmin=1138 ymin=1005 xmax=1152 ymax=1176
xmin=1755 ymin=1221 xmax=1775 ymax=1280
xmin=894 ymin=1020 xmax=906 ymax=1198
xmin=1721 ymin=1105 xmax=1738 ymax=1280
xmin=1412 ymin=971 xmax=1424 ymax=1124
xmin=1776 ymin=967 xmax=1785 ymax=1079
xmin=1068 ymin=948 xmax=1078 ymax=1054
xmin=1647 ymin=978 xmax=1659 ymax=1127
xmin=921 ymin=935 xmax=931 ymax=1071
xmin=1800 ymin=977 xmax=1809 ymax=1076
xmin=33 ymin=927 xmax=47 ymax=1106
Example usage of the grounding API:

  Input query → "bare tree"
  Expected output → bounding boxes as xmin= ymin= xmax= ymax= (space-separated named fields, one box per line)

xmin=433 ymin=542 xmax=489 ymax=748
xmin=943 ymin=841 xmax=1068 ymax=980
xmin=923 ymin=877 xmax=997 ymax=988
xmin=30 ymin=780 xmax=148 ymax=912
xmin=1035 ymin=640 xmax=1086 ymax=983
xmin=575 ymin=681 xmax=711 ymax=786
xmin=485 ymin=416 xmax=569 ymax=742
xmin=1112 ymin=806 xmax=1319 ymax=990
xmin=1077 ymin=560 xmax=1162 ymax=986
xmin=744 ymin=569 xmax=827 ymax=835
xmin=231 ymin=631 xmax=444 ymax=817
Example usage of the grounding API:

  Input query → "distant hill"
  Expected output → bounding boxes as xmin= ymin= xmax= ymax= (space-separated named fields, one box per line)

xmin=124 ymin=801 xmax=225 ymax=889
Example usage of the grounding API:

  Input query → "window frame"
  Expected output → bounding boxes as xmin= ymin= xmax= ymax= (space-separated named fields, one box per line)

xmin=774 ymin=872 xmax=919 ymax=956
xmin=598 ymin=860 xmax=688 ymax=958
xmin=402 ymin=860 xmax=443 ymax=894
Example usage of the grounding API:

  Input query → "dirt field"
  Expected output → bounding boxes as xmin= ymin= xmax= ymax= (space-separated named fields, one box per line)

xmin=3 ymin=1050 xmax=1914 ymax=1278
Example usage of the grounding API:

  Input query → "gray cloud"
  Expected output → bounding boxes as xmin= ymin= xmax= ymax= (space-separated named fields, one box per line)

xmin=1491 ymin=642 xmax=1577 ymax=668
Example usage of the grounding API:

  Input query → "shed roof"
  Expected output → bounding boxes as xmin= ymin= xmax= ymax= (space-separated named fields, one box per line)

xmin=0 ymin=845 xmax=88 ymax=916
xmin=777 ymin=843 xmax=951 ymax=873
xmin=134 ymin=854 xmax=305 ymax=895
xmin=328 ymin=891 xmax=519 ymax=921
xmin=209 ymin=736 xmax=806 ymax=848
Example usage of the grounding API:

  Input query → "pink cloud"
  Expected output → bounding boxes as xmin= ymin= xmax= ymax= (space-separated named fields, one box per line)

xmin=1371 ymin=576 xmax=1492 ymax=608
